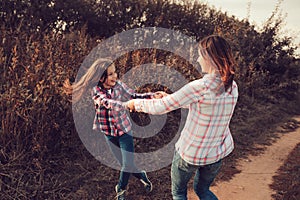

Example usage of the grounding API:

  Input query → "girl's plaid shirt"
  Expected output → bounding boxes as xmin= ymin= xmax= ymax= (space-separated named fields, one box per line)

xmin=133 ymin=74 xmax=239 ymax=166
xmin=92 ymin=80 xmax=153 ymax=136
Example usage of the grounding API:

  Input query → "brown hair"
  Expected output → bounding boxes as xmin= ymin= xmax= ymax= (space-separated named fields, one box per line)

xmin=63 ymin=58 xmax=113 ymax=103
xmin=199 ymin=35 xmax=235 ymax=91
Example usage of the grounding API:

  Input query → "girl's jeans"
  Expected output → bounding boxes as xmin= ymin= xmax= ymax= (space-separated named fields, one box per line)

xmin=171 ymin=151 xmax=222 ymax=200
xmin=105 ymin=132 xmax=143 ymax=189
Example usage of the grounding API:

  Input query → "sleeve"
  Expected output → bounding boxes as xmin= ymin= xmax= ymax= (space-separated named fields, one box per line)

xmin=119 ymin=81 xmax=154 ymax=100
xmin=134 ymin=80 xmax=206 ymax=115
xmin=92 ymin=87 xmax=126 ymax=111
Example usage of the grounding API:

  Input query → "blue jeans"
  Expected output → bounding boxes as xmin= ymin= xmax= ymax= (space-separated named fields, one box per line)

xmin=105 ymin=132 xmax=143 ymax=189
xmin=171 ymin=151 xmax=222 ymax=200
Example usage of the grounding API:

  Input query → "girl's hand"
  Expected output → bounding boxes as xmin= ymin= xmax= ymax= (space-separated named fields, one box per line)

xmin=126 ymin=100 xmax=135 ymax=112
xmin=153 ymin=91 xmax=168 ymax=99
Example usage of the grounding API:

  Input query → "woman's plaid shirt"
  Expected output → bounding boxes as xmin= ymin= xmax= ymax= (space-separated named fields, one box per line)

xmin=92 ymin=81 xmax=152 ymax=136
xmin=133 ymin=74 xmax=238 ymax=165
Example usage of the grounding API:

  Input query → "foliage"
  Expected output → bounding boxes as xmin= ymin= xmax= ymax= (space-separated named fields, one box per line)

xmin=0 ymin=24 xmax=94 ymax=198
xmin=1 ymin=0 xmax=95 ymax=32
xmin=1 ymin=0 xmax=299 ymax=199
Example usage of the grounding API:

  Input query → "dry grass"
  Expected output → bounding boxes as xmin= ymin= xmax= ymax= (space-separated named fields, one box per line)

xmin=1 ymin=22 xmax=299 ymax=199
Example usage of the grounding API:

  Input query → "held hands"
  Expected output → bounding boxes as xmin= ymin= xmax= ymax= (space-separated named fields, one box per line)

xmin=125 ymin=91 xmax=168 ymax=112
xmin=126 ymin=100 xmax=135 ymax=112
xmin=153 ymin=91 xmax=168 ymax=99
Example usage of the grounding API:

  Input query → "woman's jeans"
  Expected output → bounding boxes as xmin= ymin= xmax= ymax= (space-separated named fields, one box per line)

xmin=105 ymin=132 xmax=143 ymax=189
xmin=171 ymin=151 xmax=222 ymax=200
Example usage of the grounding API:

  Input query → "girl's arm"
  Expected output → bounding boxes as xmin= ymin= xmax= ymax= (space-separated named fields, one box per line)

xmin=119 ymin=81 xmax=154 ymax=99
xmin=92 ymin=87 xmax=126 ymax=111
xmin=129 ymin=80 xmax=206 ymax=115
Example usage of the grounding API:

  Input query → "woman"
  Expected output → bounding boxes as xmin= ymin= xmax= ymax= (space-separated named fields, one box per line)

xmin=126 ymin=35 xmax=238 ymax=200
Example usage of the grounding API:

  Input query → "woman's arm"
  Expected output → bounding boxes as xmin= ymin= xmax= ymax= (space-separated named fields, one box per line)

xmin=127 ymin=80 xmax=205 ymax=115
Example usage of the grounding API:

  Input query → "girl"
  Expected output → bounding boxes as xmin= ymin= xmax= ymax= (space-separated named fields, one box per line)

xmin=126 ymin=35 xmax=238 ymax=200
xmin=65 ymin=58 xmax=160 ymax=200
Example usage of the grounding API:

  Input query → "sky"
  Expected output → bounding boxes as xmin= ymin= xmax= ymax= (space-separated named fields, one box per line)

xmin=201 ymin=0 xmax=300 ymax=54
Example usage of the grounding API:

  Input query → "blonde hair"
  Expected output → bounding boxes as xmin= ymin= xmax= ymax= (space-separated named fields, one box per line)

xmin=63 ymin=58 xmax=113 ymax=103
xmin=199 ymin=35 xmax=235 ymax=91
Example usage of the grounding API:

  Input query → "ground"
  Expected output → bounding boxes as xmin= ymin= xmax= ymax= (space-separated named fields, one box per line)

xmin=188 ymin=117 xmax=300 ymax=200
xmin=63 ymin=116 xmax=300 ymax=200
xmin=1 ymin=114 xmax=300 ymax=199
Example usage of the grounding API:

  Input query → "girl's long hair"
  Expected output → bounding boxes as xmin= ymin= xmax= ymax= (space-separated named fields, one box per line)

xmin=63 ymin=58 xmax=113 ymax=103
xmin=199 ymin=35 xmax=235 ymax=92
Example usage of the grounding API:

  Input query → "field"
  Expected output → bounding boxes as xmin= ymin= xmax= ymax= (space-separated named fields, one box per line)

xmin=1 ymin=0 xmax=300 ymax=199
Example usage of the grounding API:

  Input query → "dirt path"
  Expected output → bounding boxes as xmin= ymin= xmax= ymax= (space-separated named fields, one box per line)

xmin=187 ymin=117 xmax=300 ymax=200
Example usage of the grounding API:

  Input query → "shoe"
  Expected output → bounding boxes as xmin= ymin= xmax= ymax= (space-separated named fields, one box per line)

xmin=115 ymin=185 xmax=126 ymax=200
xmin=139 ymin=170 xmax=153 ymax=193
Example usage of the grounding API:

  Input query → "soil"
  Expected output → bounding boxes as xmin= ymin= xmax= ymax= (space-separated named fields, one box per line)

xmin=187 ymin=117 xmax=300 ymax=200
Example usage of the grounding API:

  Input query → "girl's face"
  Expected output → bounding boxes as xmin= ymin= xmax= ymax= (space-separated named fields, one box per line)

xmin=102 ymin=65 xmax=118 ymax=89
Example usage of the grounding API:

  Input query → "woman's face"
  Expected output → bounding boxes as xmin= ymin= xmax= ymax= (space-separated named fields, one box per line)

xmin=197 ymin=50 xmax=215 ymax=74
xmin=102 ymin=64 xmax=118 ymax=89
xmin=197 ymin=52 xmax=205 ymax=71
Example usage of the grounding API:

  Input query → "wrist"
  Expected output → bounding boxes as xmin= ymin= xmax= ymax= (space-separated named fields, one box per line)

xmin=134 ymin=100 xmax=143 ymax=112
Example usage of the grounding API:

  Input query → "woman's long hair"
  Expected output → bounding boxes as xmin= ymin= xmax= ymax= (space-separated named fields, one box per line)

xmin=198 ymin=35 xmax=235 ymax=92
xmin=63 ymin=58 xmax=113 ymax=103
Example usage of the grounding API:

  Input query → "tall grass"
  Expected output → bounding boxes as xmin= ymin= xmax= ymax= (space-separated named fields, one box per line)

xmin=0 ymin=0 xmax=299 ymax=198
xmin=0 ymin=26 xmax=94 ymax=197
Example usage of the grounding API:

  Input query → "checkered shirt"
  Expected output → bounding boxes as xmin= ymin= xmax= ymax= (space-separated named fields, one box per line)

xmin=133 ymin=74 xmax=238 ymax=165
xmin=92 ymin=81 xmax=152 ymax=136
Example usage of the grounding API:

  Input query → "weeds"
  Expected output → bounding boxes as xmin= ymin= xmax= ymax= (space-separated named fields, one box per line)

xmin=1 ymin=0 xmax=299 ymax=199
